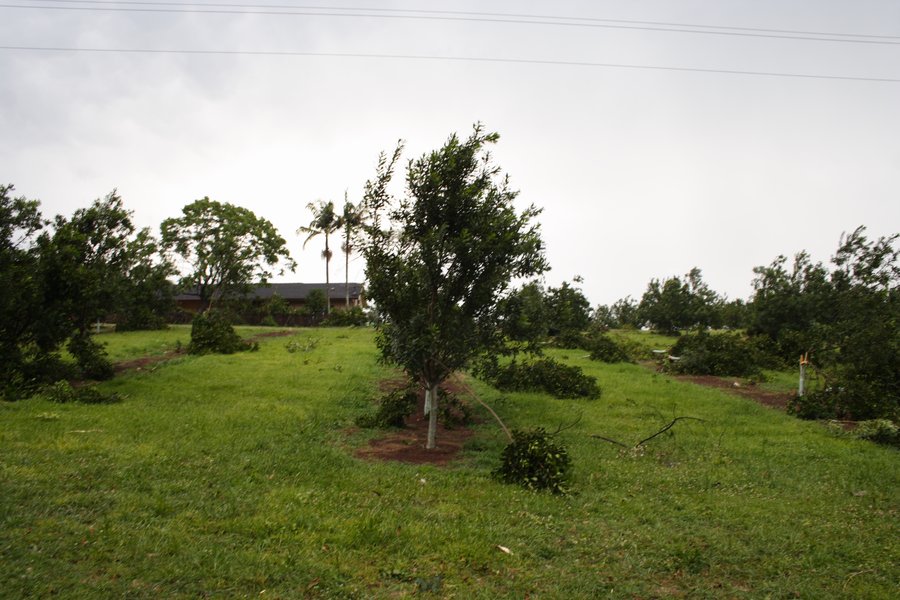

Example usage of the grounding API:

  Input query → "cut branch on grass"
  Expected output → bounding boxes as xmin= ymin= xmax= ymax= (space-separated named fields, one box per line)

xmin=550 ymin=413 xmax=583 ymax=436
xmin=591 ymin=416 xmax=705 ymax=449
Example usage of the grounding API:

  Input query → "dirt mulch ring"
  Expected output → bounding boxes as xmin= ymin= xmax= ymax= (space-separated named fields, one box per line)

xmin=354 ymin=377 xmax=477 ymax=466
xmin=674 ymin=374 xmax=793 ymax=410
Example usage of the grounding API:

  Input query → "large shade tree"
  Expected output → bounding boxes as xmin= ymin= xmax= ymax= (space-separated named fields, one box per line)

xmin=360 ymin=125 xmax=547 ymax=449
xmin=161 ymin=197 xmax=294 ymax=310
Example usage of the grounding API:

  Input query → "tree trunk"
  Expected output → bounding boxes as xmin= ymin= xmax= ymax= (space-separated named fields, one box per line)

xmin=324 ymin=232 xmax=331 ymax=314
xmin=426 ymin=382 xmax=439 ymax=450
xmin=345 ymin=246 xmax=350 ymax=307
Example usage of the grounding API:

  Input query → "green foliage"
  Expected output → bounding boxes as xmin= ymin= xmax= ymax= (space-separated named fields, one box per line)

xmin=484 ymin=357 xmax=601 ymax=399
xmin=668 ymin=330 xmax=766 ymax=378
xmin=2 ymin=186 xmax=173 ymax=393
xmin=552 ymin=329 xmax=587 ymax=350
xmin=498 ymin=281 xmax=549 ymax=346
xmin=438 ymin=388 xmax=473 ymax=429
xmin=638 ymin=267 xmax=721 ymax=334
xmin=596 ymin=295 xmax=641 ymax=329
xmin=853 ymin=419 xmax=900 ymax=448
xmin=67 ymin=331 xmax=114 ymax=380
xmin=493 ymin=428 xmax=571 ymax=494
xmin=0 ymin=184 xmax=46 ymax=390
xmin=751 ymin=227 xmax=899 ymax=420
xmin=356 ymin=385 xmax=418 ymax=428
xmin=41 ymin=380 xmax=120 ymax=404
xmin=748 ymin=251 xmax=834 ymax=358
xmin=545 ymin=278 xmax=592 ymax=338
xmin=161 ymin=197 xmax=295 ymax=309
xmin=585 ymin=334 xmax=633 ymax=363
xmin=304 ymin=288 xmax=328 ymax=319
xmin=322 ymin=306 xmax=367 ymax=326
xmin=188 ymin=311 xmax=258 ymax=355
xmin=360 ymin=124 xmax=548 ymax=447
xmin=112 ymin=229 xmax=176 ymax=331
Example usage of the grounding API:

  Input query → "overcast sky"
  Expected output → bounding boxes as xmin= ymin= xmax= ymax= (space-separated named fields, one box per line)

xmin=2 ymin=0 xmax=898 ymax=305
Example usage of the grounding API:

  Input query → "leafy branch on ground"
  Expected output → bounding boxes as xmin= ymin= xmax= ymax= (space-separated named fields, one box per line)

xmin=493 ymin=428 xmax=572 ymax=494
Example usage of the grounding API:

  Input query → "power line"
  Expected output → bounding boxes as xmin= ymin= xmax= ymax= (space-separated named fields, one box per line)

xmin=3 ymin=2 xmax=900 ymax=46
xmin=2 ymin=45 xmax=898 ymax=83
xmin=20 ymin=0 xmax=900 ymax=41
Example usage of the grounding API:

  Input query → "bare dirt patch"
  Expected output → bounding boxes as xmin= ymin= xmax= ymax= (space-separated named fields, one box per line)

xmin=675 ymin=374 xmax=793 ymax=410
xmin=355 ymin=377 xmax=477 ymax=466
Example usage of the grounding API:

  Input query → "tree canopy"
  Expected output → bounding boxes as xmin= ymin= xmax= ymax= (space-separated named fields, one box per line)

xmin=638 ymin=267 xmax=720 ymax=334
xmin=161 ymin=197 xmax=295 ymax=309
xmin=360 ymin=125 xmax=547 ymax=449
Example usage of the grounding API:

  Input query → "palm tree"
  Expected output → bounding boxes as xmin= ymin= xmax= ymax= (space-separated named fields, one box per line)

xmin=298 ymin=200 xmax=339 ymax=314
xmin=339 ymin=194 xmax=366 ymax=308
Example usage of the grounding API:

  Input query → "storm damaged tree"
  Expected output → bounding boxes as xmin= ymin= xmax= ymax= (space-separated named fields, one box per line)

xmin=360 ymin=125 xmax=548 ymax=449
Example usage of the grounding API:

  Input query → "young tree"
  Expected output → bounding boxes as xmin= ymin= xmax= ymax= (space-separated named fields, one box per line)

xmin=360 ymin=125 xmax=548 ymax=449
xmin=298 ymin=200 xmax=340 ymax=314
xmin=161 ymin=197 xmax=295 ymax=310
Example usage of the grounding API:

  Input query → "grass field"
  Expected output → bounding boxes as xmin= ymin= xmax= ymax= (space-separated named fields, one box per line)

xmin=1 ymin=327 xmax=897 ymax=598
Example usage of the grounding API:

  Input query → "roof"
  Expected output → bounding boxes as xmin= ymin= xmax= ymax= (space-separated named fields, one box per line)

xmin=175 ymin=282 xmax=364 ymax=301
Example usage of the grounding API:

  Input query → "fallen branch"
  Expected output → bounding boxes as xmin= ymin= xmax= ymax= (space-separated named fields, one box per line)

xmin=637 ymin=416 xmax=705 ymax=446
xmin=550 ymin=413 xmax=582 ymax=436
xmin=591 ymin=416 xmax=705 ymax=448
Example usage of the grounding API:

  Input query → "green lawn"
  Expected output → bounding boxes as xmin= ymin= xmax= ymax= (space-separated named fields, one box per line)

xmin=1 ymin=328 xmax=897 ymax=598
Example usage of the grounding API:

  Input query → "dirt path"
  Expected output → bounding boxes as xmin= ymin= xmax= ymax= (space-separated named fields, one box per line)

xmin=675 ymin=374 xmax=793 ymax=410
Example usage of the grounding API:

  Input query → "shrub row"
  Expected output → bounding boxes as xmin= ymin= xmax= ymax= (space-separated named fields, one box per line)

xmin=482 ymin=357 xmax=601 ymax=399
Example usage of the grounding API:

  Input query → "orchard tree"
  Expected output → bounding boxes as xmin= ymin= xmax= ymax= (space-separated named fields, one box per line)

xmin=0 ymin=184 xmax=45 ymax=387
xmin=545 ymin=277 xmax=592 ymax=337
xmin=162 ymin=197 xmax=295 ymax=310
xmin=638 ymin=267 xmax=720 ymax=334
xmin=497 ymin=281 xmax=549 ymax=348
xmin=360 ymin=125 xmax=547 ymax=449
xmin=38 ymin=191 xmax=174 ymax=378
xmin=747 ymin=251 xmax=835 ymax=358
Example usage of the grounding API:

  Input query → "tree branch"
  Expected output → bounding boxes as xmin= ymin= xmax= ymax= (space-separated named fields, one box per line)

xmin=591 ymin=416 xmax=705 ymax=449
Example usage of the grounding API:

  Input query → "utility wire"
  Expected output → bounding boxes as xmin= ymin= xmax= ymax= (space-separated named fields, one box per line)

xmin=19 ymin=0 xmax=900 ymax=41
xmin=2 ymin=45 xmax=898 ymax=83
xmin=3 ymin=2 xmax=900 ymax=46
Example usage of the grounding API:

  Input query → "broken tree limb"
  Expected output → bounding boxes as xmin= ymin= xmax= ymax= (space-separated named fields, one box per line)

xmin=637 ymin=416 xmax=705 ymax=446
xmin=589 ymin=434 xmax=630 ymax=448
xmin=591 ymin=416 xmax=705 ymax=449
xmin=550 ymin=413 xmax=583 ymax=436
